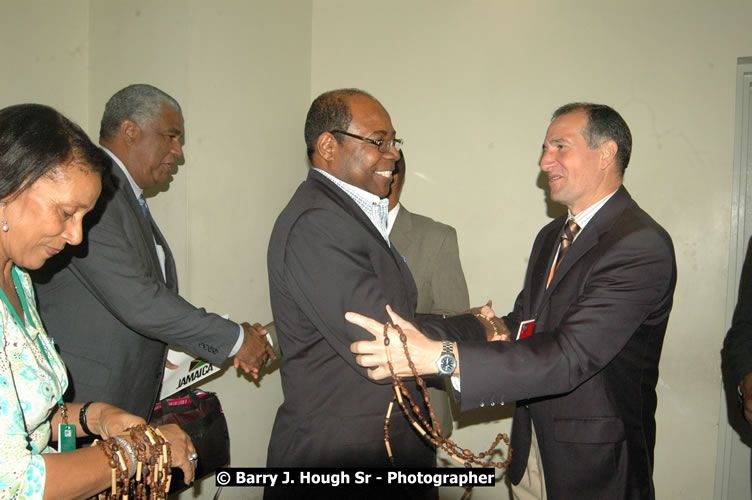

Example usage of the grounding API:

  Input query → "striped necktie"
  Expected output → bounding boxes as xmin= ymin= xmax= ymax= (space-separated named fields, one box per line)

xmin=547 ymin=218 xmax=581 ymax=286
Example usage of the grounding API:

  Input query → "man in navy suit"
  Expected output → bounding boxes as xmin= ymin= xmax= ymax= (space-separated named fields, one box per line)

xmin=266 ymin=89 xmax=487 ymax=481
xmin=349 ymin=103 xmax=677 ymax=500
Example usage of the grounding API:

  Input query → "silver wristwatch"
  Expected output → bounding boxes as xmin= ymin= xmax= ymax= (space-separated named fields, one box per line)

xmin=436 ymin=341 xmax=457 ymax=376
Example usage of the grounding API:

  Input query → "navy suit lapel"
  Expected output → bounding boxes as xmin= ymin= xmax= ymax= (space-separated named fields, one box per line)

xmin=150 ymin=220 xmax=177 ymax=290
xmin=110 ymin=163 xmax=171 ymax=287
xmin=538 ymin=186 xmax=632 ymax=309
xmin=530 ymin=223 xmax=562 ymax=314
xmin=309 ymin=170 xmax=414 ymax=288
xmin=309 ymin=170 xmax=391 ymax=252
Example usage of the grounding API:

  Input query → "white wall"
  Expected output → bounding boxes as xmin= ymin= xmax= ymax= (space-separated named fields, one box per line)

xmin=2 ymin=0 xmax=752 ymax=498
xmin=0 ymin=0 xmax=90 ymax=124
xmin=310 ymin=1 xmax=752 ymax=498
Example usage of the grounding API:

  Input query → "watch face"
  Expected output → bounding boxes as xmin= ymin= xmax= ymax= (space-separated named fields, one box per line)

xmin=439 ymin=355 xmax=456 ymax=375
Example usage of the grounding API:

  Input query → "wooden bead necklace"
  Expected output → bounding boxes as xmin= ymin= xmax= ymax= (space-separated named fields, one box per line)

xmin=382 ymin=322 xmax=512 ymax=469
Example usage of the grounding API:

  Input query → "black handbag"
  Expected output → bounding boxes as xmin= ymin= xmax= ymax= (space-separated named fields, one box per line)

xmin=150 ymin=388 xmax=230 ymax=492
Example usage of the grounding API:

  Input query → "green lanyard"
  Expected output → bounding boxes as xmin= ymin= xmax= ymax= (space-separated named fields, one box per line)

xmin=0 ymin=265 xmax=75 ymax=451
xmin=0 ymin=265 xmax=63 ymax=401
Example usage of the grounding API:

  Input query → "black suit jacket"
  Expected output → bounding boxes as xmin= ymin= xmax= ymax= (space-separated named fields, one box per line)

xmin=457 ymin=186 xmax=676 ymax=499
xmin=266 ymin=170 xmax=482 ymax=468
xmin=32 ymin=159 xmax=238 ymax=419
xmin=723 ymin=235 xmax=752 ymax=388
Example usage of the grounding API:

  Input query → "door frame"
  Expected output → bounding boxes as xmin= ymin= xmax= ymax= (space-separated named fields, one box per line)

xmin=715 ymin=56 xmax=752 ymax=500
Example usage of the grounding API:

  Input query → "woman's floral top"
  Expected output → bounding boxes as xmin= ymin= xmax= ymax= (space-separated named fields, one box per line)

xmin=0 ymin=266 xmax=67 ymax=499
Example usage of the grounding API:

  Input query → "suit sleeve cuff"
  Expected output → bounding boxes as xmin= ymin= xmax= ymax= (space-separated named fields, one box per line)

xmin=227 ymin=325 xmax=244 ymax=357
xmin=451 ymin=373 xmax=461 ymax=392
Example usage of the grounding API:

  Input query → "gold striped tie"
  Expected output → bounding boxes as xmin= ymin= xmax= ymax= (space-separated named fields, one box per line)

xmin=547 ymin=218 xmax=581 ymax=286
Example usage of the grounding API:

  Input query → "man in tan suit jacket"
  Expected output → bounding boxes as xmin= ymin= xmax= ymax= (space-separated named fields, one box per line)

xmin=387 ymin=150 xmax=470 ymax=436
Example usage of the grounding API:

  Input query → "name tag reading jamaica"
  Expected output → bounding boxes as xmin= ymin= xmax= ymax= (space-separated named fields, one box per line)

xmin=215 ymin=468 xmax=495 ymax=488
xmin=177 ymin=360 xmax=213 ymax=389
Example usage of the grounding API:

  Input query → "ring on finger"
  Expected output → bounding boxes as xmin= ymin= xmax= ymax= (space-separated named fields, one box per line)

xmin=188 ymin=451 xmax=198 ymax=462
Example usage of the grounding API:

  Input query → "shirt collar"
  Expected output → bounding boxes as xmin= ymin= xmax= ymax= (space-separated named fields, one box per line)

xmin=314 ymin=168 xmax=380 ymax=204
xmin=568 ymin=188 xmax=619 ymax=238
xmin=101 ymin=146 xmax=143 ymax=200
xmin=313 ymin=168 xmax=390 ymax=245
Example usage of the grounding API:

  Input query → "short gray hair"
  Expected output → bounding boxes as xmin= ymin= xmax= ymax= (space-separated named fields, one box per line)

xmin=99 ymin=84 xmax=181 ymax=139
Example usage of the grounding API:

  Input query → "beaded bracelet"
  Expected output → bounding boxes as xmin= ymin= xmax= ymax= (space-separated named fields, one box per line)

xmin=93 ymin=424 xmax=172 ymax=499
xmin=474 ymin=313 xmax=499 ymax=337
xmin=94 ymin=437 xmax=128 ymax=497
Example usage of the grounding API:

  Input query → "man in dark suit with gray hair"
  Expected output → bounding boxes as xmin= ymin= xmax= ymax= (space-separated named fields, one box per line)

xmin=33 ymin=84 xmax=273 ymax=420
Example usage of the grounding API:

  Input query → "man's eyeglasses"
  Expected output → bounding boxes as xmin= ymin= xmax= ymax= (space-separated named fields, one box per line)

xmin=330 ymin=130 xmax=403 ymax=153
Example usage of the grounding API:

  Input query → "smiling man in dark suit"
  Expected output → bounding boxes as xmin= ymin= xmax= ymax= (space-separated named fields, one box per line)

xmin=32 ymin=84 xmax=273 ymax=420
xmin=349 ymin=103 xmax=677 ymax=500
xmin=266 ymin=89 xmax=487 ymax=486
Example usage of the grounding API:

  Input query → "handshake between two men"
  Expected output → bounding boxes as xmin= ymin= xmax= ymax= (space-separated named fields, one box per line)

xmin=348 ymin=302 xmax=509 ymax=380
xmin=234 ymin=322 xmax=277 ymax=377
